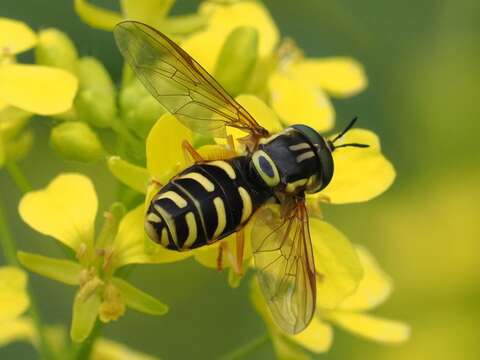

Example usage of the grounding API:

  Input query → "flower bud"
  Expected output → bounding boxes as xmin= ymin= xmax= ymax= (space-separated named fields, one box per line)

xmin=5 ymin=130 xmax=34 ymax=163
xmin=35 ymin=28 xmax=78 ymax=73
xmin=74 ymin=57 xmax=117 ymax=128
xmin=50 ymin=121 xmax=104 ymax=162
xmin=214 ymin=27 xmax=259 ymax=96
xmin=120 ymin=78 xmax=165 ymax=138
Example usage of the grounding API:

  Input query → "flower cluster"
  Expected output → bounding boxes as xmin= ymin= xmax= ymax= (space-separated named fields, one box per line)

xmin=0 ymin=1 xmax=410 ymax=359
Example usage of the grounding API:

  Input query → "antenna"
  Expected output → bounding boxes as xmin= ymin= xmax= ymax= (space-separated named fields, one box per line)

xmin=329 ymin=116 xmax=370 ymax=151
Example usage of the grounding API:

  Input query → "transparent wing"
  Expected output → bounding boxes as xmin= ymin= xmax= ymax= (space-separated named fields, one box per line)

xmin=114 ymin=20 xmax=267 ymax=138
xmin=252 ymin=196 xmax=316 ymax=334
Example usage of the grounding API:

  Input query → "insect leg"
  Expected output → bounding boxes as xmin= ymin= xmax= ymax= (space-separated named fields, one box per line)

xmin=226 ymin=134 xmax=236 ymax=152
xmin=216 ymin=240 xmax=241 ymax=274
xmin=182 ymin=140 xmax=204 ymax=164
xmin=235 ymin=230 xmax=245 ymax=276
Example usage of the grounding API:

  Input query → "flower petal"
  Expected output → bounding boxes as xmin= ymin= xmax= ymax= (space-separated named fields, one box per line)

xmin=120 ymin=0 xmax=174 ymax=27
xmin=292 ymin=57 xmax=367 ymax=98
xmin=0 ymin=266 xmax=29 ymax=322
xmin=19 ymin=173 xmax=97 ymax=251
xmin=107 ymin=156 xmax=150 ymax=194
xmin=271 ymin=335 xmax=310 ymax=360
xmin=269 ymin=70 xmax=334 ymax=132
xmin=17 ymin=251 xmax=82 ymax=286
xmin=339 ymin=245 xmax=393 ymax=311
xmin=92 ymin=338 xmax=158 ymax=360
xmin=74 ymin=0 xmax=122 ymax=31
xmin=215 ymin=95 xmax=283 ymax=151
xmin=0 ymin=18 xmax=37 ymax=55
xmin=146 ymin=114 xmax=193 ymax=184
xmin=310 ymin=219 xmax=363 ymax=309
xmin=111 ymin=277 xmax=168 ymax=316
xmin=318 ymin=129 xmax=396 ymax=204
xmin=288 ymin=316 xmax=333 ymax=353
xmin=71 ymin=290 xmax=101 ymax=342
xmin=182 ymin=1 xmax=278 ymax=72
xmin=237 ymin=94 xmax=283 ymax=133
xmin=0 ymin=318 xmax=35 ymax=347
xmin=112 ymin=205 xmax=190 ymax=268
xmin=0 ymin=64 xmax=78 ymax=115
xmin=325 ymin=311 xmax=411 ymax=343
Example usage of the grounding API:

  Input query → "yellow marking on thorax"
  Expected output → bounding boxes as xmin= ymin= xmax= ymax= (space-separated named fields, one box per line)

xmin=209 ymin=160 xmax=236 ymax=179
xmin=154 ymin=204 xmax=178 ymax=247
xmin=289 ymin=142 xmax=310 ymax=151
xmin=296 ymin=151 xmax=316 ymax=163
xmin=285 ymin=178 xmax=308 ymax=193
xmin=238 ymin=187 xmax=252 ymax=223
xmin=252 ymin=150 xmax=280 ymax=187
xmin=182 ymin=212 xmax=197 ymax=249
xmin=180 ymin=172 xmax=215 ymax=192
xmin=156 ymin=191 xmax=187 ymax=208
xmin=213 ymin=197 xmax=226 ymax=239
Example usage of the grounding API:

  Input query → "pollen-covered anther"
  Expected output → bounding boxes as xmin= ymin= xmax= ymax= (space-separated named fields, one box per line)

xmin=77 ymin=276 xmax=104 ymax=302
xmin=76 ymin=242 xmax=88 ymax=261
xmin=99 ymin=283 xmax=126 ymax=323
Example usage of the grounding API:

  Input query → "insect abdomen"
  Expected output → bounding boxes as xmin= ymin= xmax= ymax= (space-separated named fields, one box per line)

xmin=145 ymin=157 xmax=272 ymax=250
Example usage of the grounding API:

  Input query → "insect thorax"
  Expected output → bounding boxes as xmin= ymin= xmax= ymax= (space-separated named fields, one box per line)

xmin=250 ymin=126 xmax=334 ymax=195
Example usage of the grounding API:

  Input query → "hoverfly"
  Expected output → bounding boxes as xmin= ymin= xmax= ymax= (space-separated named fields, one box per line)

xmin=114 ymin=20 xmax=368 ymax=334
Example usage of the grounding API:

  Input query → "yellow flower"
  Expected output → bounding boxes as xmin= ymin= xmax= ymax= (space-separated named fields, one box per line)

xmin=252 ymin=246 xmax=410 ymax=358
xmin=0 ymin=273 xmax=159 ymax=359
xmin=0 ymin=266 xmax=35 ymax=347
xmin=74 ymin=0 xmax=208 ymax=37
xmin=182 ymin=1 xmax=278 ymax=73
xmin=0 ymin=18 xmax=78 ymax=116
xmin=17 ymin=174 xmax=171 ymax=342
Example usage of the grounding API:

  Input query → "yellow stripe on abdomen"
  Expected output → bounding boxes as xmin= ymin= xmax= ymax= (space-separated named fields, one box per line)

xmin=156 ymin=191 xmax=187 ymax=208
xmin=238 ymin=186 xmax=252 ymax=223
xmin=213 ymin=197 xmax=226 ymax=239
xmin=180 ymin=172 xmax=215 ymax=192
xmin=182 ymin=212 xmax=197 ymax=249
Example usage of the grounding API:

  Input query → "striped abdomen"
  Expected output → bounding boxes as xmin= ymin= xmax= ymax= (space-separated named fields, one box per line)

xmin=144 ymin=156 xmax=272 ymax=250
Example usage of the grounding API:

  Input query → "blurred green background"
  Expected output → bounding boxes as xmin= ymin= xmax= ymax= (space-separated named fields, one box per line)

xmin=1 ymin=0 xmax=480 ymax=359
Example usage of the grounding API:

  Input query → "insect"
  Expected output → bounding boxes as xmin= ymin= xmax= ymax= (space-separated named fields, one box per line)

xmin=114 ymin=20 xmax=368 ymax=334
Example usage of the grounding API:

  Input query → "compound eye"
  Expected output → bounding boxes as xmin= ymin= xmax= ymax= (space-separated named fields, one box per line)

xmin=252 ymin=150 xmax=280 ymax=187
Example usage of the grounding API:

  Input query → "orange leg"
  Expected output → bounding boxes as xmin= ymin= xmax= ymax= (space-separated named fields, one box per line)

xmin=226 ymin=134 xmax=236 ymax=153
xmin=182 ymin=140 xmax=204 ymax=164
xmin=235 ymin=230 xmax=245 ymax=276
xmin=216 ymin=239 xmax=242 ymax=275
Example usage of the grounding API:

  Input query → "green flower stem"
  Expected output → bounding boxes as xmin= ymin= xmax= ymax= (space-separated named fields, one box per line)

xmin=110 ymin=119 xmax=141 ymax=148
xmin=0 ymin=200 xmax=54 ymax=360
xmin=5 ymin=161 xmax=32 ymax=193
xmin=71 ymin=319 xmax=104 ymax=360
xmin=220 ymin=333 xmax=270 ymax=360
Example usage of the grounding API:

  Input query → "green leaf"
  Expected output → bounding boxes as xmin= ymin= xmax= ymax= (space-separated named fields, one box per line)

xmin=214 ymin=27 xmax=259 ymax=96
xmin=111 ymin=277 xmax=168 ymax=316
xmin=74 ymin=0 xmax=122 ymax=31
xmin=17 ymin=251 xmax=82 ymax=285
xmin=70 ymin=290 xmax=101 ymax=342
xmin=107 ymin=156 xmax=150 ymax=194
xmin=310 ymin=219 xmax=364 ymax=309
